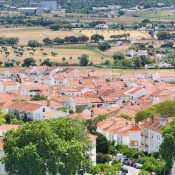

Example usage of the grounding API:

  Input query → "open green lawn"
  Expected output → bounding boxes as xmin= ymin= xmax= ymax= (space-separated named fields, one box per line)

xmin=126 ymin=9 xmax=175 ymax=21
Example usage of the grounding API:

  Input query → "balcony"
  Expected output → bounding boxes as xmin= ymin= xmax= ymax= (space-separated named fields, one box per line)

xmin=145 ymin=144 xmax=148 ymax=147
xmin=141 ymin=133 xmax=144 ymax=136
xmin=145 ymin=135 xmax=148 ymax=138
xmin=141 ymin=142 xmax=144 ymax=145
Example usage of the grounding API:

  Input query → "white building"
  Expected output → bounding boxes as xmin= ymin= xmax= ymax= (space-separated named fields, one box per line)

xmin=8 ymin=102 xmax=52 ymax=120
xmin=89 ymin=134 xmax=98 ymax=165
xmin=152 ymin=72 xmax=174 ymax=82
xmin=140 ymin=117 xmax=173 ymax=154
xmin=95 ymin=24 xmax=109 ymax=29
xmin=0 ymin=81 xmax=19 ymax=93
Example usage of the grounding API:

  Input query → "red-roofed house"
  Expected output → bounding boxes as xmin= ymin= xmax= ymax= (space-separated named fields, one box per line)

xmin=0 ymin=81 xmax=19 ymax=93
xmin=153 ymin=72 xmax=174 ymax=82
xmin=65 ymin=97 xmax=89 ymax=112
xmin=88 ymin=71 xmax=112 ymax=80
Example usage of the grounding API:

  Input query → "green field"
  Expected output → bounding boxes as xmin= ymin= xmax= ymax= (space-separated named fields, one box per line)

xmin=126 ymin=9 xmax=175 ymax=21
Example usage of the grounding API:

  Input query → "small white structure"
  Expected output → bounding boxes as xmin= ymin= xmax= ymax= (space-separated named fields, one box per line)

xmin=95 ymin=24 xmax=109 ymax=29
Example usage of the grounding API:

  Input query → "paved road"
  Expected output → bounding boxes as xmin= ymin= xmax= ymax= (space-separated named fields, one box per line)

xmin=120 ymin=165 xmax=140 ymax=175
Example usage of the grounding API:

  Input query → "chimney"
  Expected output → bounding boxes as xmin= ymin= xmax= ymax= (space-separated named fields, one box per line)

xmin=91 ymin=110 xmax=94 ymax=117
xmin=160 ymin=116 xmax=168 ymax=126
xmin=47 ymin=96 xmax=51 ymax=106
xmin=126 ymin=122 xmax=128 ymax=126
xmin=151 ymin=116 xmax=154 ymax=123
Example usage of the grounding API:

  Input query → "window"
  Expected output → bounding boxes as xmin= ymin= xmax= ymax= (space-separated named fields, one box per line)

xmin=43 ymin=108 xmax=45 ymax=112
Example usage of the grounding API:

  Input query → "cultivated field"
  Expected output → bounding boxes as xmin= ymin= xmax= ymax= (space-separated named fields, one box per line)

xmin=77 ymin=29 xmax=150 ymax=40
xmin=0 ymin=28 xmax=80 ymax=45
xmin=0 ymin=46 xmax=104 ymax=65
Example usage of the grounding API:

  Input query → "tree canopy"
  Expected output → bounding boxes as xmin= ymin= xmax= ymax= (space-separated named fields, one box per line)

xmin=22 ymin=57 xmax=36 ymax=67
xmin=98 ymin=42 xmax=111 ymax=52
xmin=30 ymin=94 xmax=47 ymax=101
xmin=79 ymin=54 xmax=89 ymax=66
xmin=91 ymin=34 xmax=104 ymax=42
xmin=28 ymin=40 xmax=42 ymax=48
xmin=1 ymin=118 xmax=90 ymax=175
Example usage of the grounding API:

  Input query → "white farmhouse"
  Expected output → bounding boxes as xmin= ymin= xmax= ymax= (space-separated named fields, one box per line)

xmin=95 ymin=24 xmax=109 ymax=29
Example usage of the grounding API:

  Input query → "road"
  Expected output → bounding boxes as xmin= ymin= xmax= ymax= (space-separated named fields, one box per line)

xmin=119 ymin=165 xmax=140 ymax=175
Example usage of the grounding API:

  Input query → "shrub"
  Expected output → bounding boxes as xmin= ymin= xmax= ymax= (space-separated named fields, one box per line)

xmin=96 ymin=153 xmax=112 ymax=164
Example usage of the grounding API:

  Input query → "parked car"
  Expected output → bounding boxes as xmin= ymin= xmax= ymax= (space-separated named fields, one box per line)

xmin=133 ymin=163 xmax=138 ymax=168
xmin=117 ymin=153 xmax=124 ymax=160
xmin=120 ymin=158 xmax=128 ymax=163
xmin=123 ymin=159 xmax=130 ymax=165
xmin=121 ymin=166 xmax=128 ymax=173
xmin=136 ymin=164 xmax=142 ymax=169
xmin=129 ymin=160 xmax=136 ymax=166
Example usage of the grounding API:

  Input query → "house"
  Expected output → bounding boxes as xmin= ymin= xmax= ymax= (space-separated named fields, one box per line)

xmin=59 ymin=68 xmax=81 ymax=74
xmin=125 ymin=87 xmax=150 ymax=100
xmin=63 ymin=73 xmax=81 ymax=81
xmin=60 ymin=87 xmax=81 ymax=96
xmin=89 ymin=71 xmax=112 ymax=80
xmin=39 ymin=75 xmax=54 ymax=86
xmin=137 ymin=50 xmax=148 ymax=56
xmin=26 ymin=66 xmax=48 ymax=75
xmin=53 ymin=74 xmax=66 ymax=85
xmin=45 ymin=66 xmax=62 ymax=75
xmin=8 ymin=102 xmax=52 ymax=120
xmin=139 ymin=116 xmax=173 ymax=153
xmin=71 ymin=22 xmax=88 ymax=28
xmin=95 ymin=24 xmax=109 ymax=29
xmin=43 ymin=109 xmax=69 ymax=119
xmin=65 ymin=97 xmax=89 ymax=112
xmin=5 ymin=69 xmax=22 ymax=78
xmin=158 ymin=61 xmax=171 ymax=68
xmin=20 ymin=84 xmax=50 ymax=97
xmin=145 ymin=64 xmax=156 ymax=69
xmin=86 ymin=97 xmax=103 ymax=108
xmin=120 ymin=74 xmax=137 ymax=82
xmin=128 ymin=123 xmax=141 ymax=149
xmin=0 ymin=81 xmax=19 ymax=93
xmin=153 ymin=72 xmax=174 ymax=82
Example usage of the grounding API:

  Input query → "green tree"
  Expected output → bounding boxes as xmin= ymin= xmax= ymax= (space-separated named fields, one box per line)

xmin=95 ymin=132 xmax=110 ymax=154
xmin=62 ymin=57 xmax=66 ymax=62
xmin=30 ymin=94 xmax=47 ymax=101
xmin=118 ymin=114 xmax=132 ymax=120
xmin=50 ymin=24 xmax=61 ymax=31
xmin=79 ymin=54 xmax=89 ymax=66
xmin=157 ymin=31 xmax=171 ymax=40
xmin=139 ymin=170 xmax=150 ymax=175
xmin=118 ymin=10 xmax=125 ymax=16
xmin=4 ymin=113 xmax=16 ymax=124
xmin=22 ymin=57 xmax=36 ymax=67
xmin=96 ymin=153 xmax=112 ymax=164
xmin=135 ymin=107 xmax=157 ymax=123
xmin=159 ymin=119 xmax=175 ymax=170
xmin=28 ymin=40 xmax=42 ymax=48
xmin=91 ymin=34 xmax=104 ymax=42
xmin=40 ymin=58 xmax=52 ymax=66
xmin=148 ymin=30 xmax=154 ymax=38
xmin=98 ymin=42 xmax=111 ymax=52
xmin=1 ymin=118 xmax=89 ymax=175
xmin=134 ymin=56 xmax=142 ymax=68
xmin=113 ymin=52 xmax=125 ymax=60
xmin=155 ymin=100 xmax=175 ymax=117
xmin=53 ymin=37 xmax=64 ymax=45
xmin=43 ymin=37 xmax=53 ymax=45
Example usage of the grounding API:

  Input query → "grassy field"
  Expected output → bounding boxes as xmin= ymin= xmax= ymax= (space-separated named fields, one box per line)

xmin=0 ymin=28 xmax=80 ymax=45
xmin=1 ymin=45 xmax=105 ymax=65
xmin=126 ymin=9 xmax=175 ymax=21
xmin=77 ymin=29 xmax=150 ymax=40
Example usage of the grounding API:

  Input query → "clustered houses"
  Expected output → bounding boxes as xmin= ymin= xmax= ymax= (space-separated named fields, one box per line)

xmin=1 ymin=66 xmax=175 ymax=170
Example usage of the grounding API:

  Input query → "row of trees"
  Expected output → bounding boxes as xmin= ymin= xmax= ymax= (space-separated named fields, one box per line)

xmin=110 ymin=33 xmax=130 ymax=40
xmin=0 ymin=37 xmax=19 ymax=45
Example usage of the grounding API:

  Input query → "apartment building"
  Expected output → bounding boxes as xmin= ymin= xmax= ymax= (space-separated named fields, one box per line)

xmin=140 ymin=116 xmax=174 ymax=154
